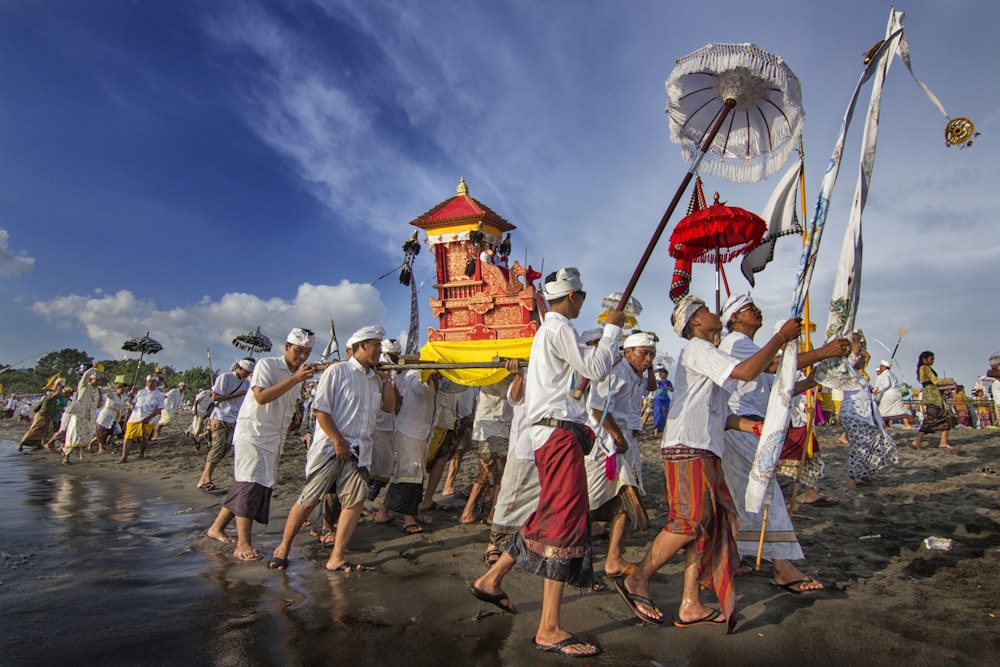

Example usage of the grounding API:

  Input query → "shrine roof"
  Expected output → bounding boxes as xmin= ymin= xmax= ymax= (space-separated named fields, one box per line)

xmin=409 ymin=178 xmax=516 ymax=232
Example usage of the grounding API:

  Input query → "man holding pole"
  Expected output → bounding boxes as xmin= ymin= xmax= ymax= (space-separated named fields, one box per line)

xmin=717 ymin=293 xmax=848 ymax=591
xmin=470 ymin=267 xmax=622 ymax=658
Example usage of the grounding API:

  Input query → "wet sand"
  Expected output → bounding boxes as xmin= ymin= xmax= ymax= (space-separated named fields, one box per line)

xmin=1 ymin=418 xmax=998 ymax=666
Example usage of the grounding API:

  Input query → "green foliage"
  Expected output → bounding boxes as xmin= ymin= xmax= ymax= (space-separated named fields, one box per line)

xmin=35 ymin=348 xmax=93 ymax=378
xmin=0 ymin=368 xmax=43 ymax=395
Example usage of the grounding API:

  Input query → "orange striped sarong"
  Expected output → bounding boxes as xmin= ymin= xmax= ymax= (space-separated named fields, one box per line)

xmin=663 ymin=451 xmax=740 ymax=633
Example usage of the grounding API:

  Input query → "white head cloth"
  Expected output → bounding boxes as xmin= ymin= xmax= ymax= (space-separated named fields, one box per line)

xmin=721 ymin=292 xmax=754 ymax=328
xmin=287 ymin=327 xmax=315 ymax=347
xmin=624 ymin=331 xmax=657 ymax=349
xmin=145 ymin=375 xmax=158 ymax=383
xmin=237 ymin=358 xmax=255 ymax=373
xmin=879 ymin=359 xmax=892 ymax=369
xmin=347 ymin=325 xmax=386 ymax=348
xmin=542 ymin=267 xmax=583 ymax=300
xmin=672 ymin=295 xmax=707 ymax=338
xmin=580 ymin=328 xmax=603 ymax=345
xmin=381 ymin=339 xmax=402 ymax=355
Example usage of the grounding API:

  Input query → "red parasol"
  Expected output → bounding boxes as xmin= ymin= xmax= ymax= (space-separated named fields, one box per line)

xmin=669 ymin=178 xmax=765 ymax=311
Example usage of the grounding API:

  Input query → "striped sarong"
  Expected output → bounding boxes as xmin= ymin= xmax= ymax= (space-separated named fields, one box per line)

xmin=663 ymin=452 xmax=740 ymax=632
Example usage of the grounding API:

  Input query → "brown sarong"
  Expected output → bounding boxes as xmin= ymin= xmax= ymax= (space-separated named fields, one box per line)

xmin=223 ymin=481 xmax=274 ymax=524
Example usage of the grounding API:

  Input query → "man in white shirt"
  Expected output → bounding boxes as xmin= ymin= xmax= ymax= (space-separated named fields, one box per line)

xmin=267 ymin=325 xmax=396 ymax=572
xmin=874 ymin=360 xmax=912 ymax=428
xmin=154 ymin=382 xmax=186 ymax=439
xmin=718 ymin=293 xmax=848 ymax=594
xmin=207 ymin=328 xmax=318 ymax=561
xmin=458 ymin=371 xmax=517 ymax=525
xmin=615 ymin=295 xmax=801 ymax=633
xmin=586 ymin=331 xmax=656 ymax=580
xmin=196 ymin=359 xmax=254 ymax=491
xmin=471 ymin=267 xmax=622 ymax=658
xmin=373 ymin=368 xmax=439 ymax=533
xmin=120 ymin=375 xmax=165 ymax=463
xmin=185 ymin=387 xmax=213 ymax=447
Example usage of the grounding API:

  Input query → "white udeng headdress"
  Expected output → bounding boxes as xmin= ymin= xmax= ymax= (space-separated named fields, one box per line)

xmin=542 ymin=267 xmax=583 ymax=300
xmin=623 ymin=332 xmax=657 ymax=349
xmin=347 ymin=325 xmax=386 ymax=347
xmin=286 ymin=328 xmax=316 ymax=347
xmin=721 ymin=293 xmax=753 ymax=328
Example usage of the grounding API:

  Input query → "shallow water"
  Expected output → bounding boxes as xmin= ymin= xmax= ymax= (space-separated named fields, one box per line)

xmin=0 ymin=443 xmax=494 ymax=667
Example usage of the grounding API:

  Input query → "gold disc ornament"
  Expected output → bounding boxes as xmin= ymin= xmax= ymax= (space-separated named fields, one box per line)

xmin=945 ymin=117 xmax=978 ymax=147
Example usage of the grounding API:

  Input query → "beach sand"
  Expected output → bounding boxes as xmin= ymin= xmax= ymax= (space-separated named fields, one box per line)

xmin=1 ymin=418 xmax=997 ymax=666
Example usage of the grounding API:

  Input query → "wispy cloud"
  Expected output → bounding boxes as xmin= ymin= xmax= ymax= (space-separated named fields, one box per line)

xmin=0 ymin=229 xmax=34 ymax=277
xmin=29 ymin=281 xmax=387 ymax=369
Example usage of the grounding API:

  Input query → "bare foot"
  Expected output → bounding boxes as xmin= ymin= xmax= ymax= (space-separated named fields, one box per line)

xmin=207 ymin=529 xmax=233 ymax=543
xmin=847 ymin=479 xmax=858 ymax=489
xmin=938 ymin=443 xmax=954 ymax=449
xmin=234 ymin=546 xmax=261 ymax=561
xmin=459 ymin=513 xmax=478 ymax=524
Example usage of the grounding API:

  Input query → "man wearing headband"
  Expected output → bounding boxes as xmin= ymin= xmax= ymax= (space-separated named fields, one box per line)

xmin=366 ymin=339 xmax=402 ymax=505
xmin=153 ymin=381 xmax=186 ymax=440
xmin=120 ymin=375 xmax=165 ymax=463
xmin=718 ymin=294 xmax=850 ymax=594
xmin=207 ymin=328 xmax=319 ymax=561
xmin=585 ymin=331 xmax=657 ymax=583
xmin=268 ymin=325 xmax=396 ymax=572
xmin=196 ymin=357 xmax=255 ymax=491
xmin=471 ymin=267 xmax=622 ymax=658
xmin=615 ymin=295 xmax=801 ymax=632
xmin=873 ymin=360 xmax=912 ymax=428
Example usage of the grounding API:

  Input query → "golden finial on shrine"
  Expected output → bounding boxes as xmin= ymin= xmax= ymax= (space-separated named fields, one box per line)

xmin=457 ymin=177 xmax=468 ymax=196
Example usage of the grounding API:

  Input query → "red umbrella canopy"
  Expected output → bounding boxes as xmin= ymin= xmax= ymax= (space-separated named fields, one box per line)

xmin=669 ymin=194 xmax=766 ymax=264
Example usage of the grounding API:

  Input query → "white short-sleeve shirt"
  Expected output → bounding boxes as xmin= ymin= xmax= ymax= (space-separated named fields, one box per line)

xmin=661 ymin=338 xmax=739 ymax=457
xmin=305 ymin=357 xmax=383 ymax=474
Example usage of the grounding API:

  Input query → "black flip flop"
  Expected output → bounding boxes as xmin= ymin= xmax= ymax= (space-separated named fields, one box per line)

xmin=467 ymin=582 xmax=517 ymax=613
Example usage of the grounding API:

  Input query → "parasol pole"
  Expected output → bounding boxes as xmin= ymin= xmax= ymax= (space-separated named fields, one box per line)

xmin=715 ymin=233 xmax=722 ymax=313
xmin=615 ymin=98 xmax=737 ymax=313
xmin=129 ymin=330 xmax=151 ymax=394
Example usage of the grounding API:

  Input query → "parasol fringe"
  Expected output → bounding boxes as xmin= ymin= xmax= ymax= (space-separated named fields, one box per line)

xmin=666 ymin=43 xmax=804 ymax=183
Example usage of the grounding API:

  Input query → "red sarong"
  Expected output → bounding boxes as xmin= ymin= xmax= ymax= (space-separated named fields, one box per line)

xmin=521 ymin=428 xmax=589 ymax=559
xmin=779 ymin=425 xmax=820 ymax=462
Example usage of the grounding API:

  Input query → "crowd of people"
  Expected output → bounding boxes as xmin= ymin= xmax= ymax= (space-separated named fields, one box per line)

xmin=5 ymin=271 xmax=1000 ymax=659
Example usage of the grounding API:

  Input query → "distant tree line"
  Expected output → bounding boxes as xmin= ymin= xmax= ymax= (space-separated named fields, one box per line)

xmin=0 ymin=348 xmax=213 ymax=399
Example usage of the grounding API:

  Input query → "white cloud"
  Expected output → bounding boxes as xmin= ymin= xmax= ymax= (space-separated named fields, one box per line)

xmin=0 ymin=229 xmax=34 ymax=277
xmin=29 ymin=281 xmax=388 ymax=370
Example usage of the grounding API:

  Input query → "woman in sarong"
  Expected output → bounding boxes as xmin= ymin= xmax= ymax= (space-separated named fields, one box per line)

xmin=912 ymin=351 xmax=953 ymax=449
xmin=841 ymin=332 xmax=897 ymax=488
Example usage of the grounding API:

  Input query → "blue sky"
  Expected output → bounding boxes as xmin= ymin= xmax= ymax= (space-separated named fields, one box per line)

xmin=1 ymin=0 xmax=996 ymax=388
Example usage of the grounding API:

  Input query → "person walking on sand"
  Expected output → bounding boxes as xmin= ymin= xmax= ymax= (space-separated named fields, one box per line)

xmin=913 ymin=351 xmax=953 ymax=449
xmin=613 ymin=295 xmax=802 ymax=633
xmin=120 ymin=375 xmax=165 ymax=463
xmin=17 ymin=378 xmax=65 ymax=452
xmin=196 ymin=358 xmax=254 ymax=491
xmin=207 ymin=328 xmax=319 ymax=561
xmin=373 ymin=367 xmax=440 ymax=534
xmin=459 ymin=369 xmax=517 ymax=526
xmin=154 ymin=381 xmax=185 ymax=439
xmin=585 ymin=331 xmax=657 ymax=584
xmin=717 ymin=294 xmax=849 ymax=591
xmin=470 ymin=267 xmax=623 ymax=658
xmin=267 ymin=326 xmax=396 ymax=572
xmin=61 ymin=367 xmax=106 ymax=464
xmin=185 ymin=386 xmax=213 ymax=448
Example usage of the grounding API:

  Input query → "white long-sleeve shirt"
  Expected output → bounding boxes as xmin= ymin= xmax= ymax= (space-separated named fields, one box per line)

xmin=525 ymin=311 xmax=620 ymax=451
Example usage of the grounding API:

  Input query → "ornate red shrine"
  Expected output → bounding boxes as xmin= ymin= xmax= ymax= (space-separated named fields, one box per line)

xmin=409 ymin=178 xmax=539 ymax=342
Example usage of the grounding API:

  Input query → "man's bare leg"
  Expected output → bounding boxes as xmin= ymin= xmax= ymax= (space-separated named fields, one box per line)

xmin=232 ymin=516 xmax=258 ymax=560
xmin=269 ymin=501 xmax=317 ymax=569
xmin=324 ymin=501 xmax=364 ymax=570
xmin=207 ymin=507 xmax=235 ymax=542
xmin=470 ymin=550 xmax=518 ymax=613
xmin=197 ymin=461 xmax=219 ymax=489
xmin=119 ymin=438 xmax=133 ymax=463
xmin=534 ymin=578 xmax=598 ymax=656
xmin=441 ymin=449 xmax=464 ymax=497
xmin=459 ymin=477 xmax=484 ymax=524
xmin=420 ymin=457 xmax=447 ymax=509
xmin=138 ymin=436 xmax=148 ymax=459
xmin=619 ymin=530 xmax=694 ymax=622
xmin=604 ymin=512 xmax=631 ymax=575
xmin=676 ymin=545 xmax=715 ymax=623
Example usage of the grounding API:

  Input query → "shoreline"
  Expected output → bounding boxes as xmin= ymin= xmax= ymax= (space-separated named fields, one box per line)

xmin=2 ymin=419 xmax=998 ymax=666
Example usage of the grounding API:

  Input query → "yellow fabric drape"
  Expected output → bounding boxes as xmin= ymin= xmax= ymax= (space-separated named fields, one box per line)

xmin=418 ymin=338 xmax=533 ymax=386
